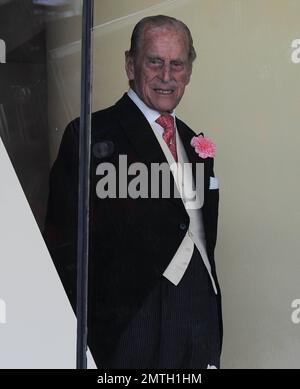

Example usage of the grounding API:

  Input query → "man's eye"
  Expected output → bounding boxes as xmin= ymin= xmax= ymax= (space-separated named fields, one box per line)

xmin=172 ymin=62 xmax=184 ymax=69
xmin=149 ymin=59 xmax=162 ymax=65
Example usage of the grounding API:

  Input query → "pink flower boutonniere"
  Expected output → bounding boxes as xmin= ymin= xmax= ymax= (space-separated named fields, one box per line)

xmin=191 ymin=134 xmax=216 ymax=159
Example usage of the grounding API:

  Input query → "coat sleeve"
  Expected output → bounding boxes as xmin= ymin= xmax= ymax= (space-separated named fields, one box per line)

xmin=43 ymin=119 xmax=79 ymax=311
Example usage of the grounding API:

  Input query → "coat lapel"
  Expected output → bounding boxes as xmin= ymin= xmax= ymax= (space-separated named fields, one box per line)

xmin=116 ymin=94 xmax=166 ymax=165
xmin=176 ymin=119 xmax=210 ymax=199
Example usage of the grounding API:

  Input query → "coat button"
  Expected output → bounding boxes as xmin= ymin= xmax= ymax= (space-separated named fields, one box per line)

xmin=179 ymin=222 xmax=187 ymax=231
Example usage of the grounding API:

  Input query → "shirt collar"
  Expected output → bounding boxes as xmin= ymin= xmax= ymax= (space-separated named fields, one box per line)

xmin=127 ymin=88 xmax=175 ymax=126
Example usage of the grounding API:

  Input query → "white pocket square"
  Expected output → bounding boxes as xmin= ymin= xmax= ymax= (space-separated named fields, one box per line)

xmin=209 ymin=176 xmax=219 ymax=190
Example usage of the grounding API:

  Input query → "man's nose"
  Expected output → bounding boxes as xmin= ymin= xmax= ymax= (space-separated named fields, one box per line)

xmin=160 ymin=64 xmax=172 ymax=82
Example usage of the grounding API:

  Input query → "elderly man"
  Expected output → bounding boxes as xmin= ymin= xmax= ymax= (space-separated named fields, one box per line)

xmin=44 ymin=15 xmax=222 ymax=369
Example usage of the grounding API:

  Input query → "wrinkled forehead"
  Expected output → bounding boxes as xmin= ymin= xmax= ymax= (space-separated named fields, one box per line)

xmin=140 ymin=25 xmax=189 ymax=54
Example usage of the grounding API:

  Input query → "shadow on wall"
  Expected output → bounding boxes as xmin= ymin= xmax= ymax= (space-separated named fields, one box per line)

xmin=0 ymin=0 xmax=81 ymax=229
xmin=0 ymin=0 xmax=50 ymax=229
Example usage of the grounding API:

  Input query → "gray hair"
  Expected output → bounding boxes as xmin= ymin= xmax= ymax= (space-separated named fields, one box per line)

xmin=127 ymin=15 xmax=197 ymax=64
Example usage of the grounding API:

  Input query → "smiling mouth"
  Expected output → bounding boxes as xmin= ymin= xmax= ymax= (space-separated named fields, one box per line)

xmin=153 ymin=89 xmax=174 ymax=95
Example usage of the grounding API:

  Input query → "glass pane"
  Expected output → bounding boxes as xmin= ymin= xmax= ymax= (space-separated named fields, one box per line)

xmin=2 ymin=0 xmax=300 ymax=370
xmin=0 ymin=0 xmax=83 ymax=368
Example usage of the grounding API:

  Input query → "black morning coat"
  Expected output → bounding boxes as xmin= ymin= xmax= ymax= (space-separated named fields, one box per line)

xmin=44 ymin=94 xmax=222 ymax=367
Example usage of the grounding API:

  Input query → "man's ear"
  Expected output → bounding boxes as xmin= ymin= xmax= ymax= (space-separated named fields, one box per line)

xmin=125 ymin=51 xmax=135 ymax=81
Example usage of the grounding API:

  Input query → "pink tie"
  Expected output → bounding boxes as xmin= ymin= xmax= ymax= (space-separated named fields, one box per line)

xmin=155 ymin=114 xmax=178 ymax=162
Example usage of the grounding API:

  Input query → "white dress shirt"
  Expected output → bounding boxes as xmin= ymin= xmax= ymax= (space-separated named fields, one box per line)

xmin=127 ymin=89 xmax=217 ymax=294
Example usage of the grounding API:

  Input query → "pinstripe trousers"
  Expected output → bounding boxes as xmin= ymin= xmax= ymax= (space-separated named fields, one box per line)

xmin=103 ymin=247 xmax=221 ymax=369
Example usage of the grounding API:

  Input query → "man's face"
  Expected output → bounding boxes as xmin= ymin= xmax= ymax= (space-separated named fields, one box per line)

xmin=126 ymin=26 xmax=192 ymax=114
